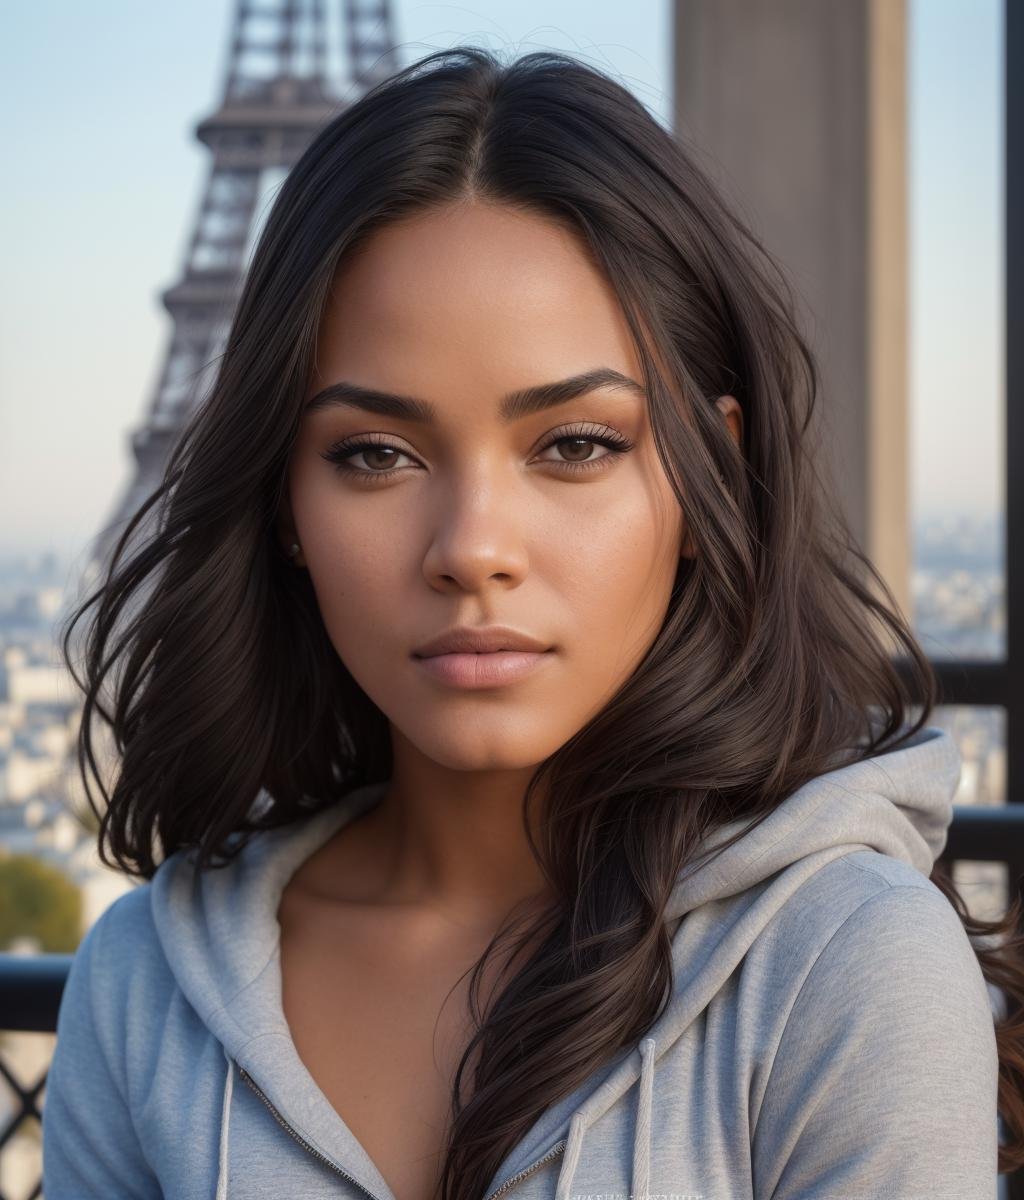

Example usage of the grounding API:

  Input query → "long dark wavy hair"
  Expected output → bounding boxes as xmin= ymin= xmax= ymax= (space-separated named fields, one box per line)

xmin=60 ymin=45 xmax=1024 ymax=1191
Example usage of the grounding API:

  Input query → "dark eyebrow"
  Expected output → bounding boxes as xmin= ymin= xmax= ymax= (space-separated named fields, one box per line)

xmin=304 ymin=366 xmax=646 ymax=423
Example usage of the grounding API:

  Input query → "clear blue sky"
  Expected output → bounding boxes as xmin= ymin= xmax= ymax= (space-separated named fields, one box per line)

xmin=0 ymin=0 xmax=1003 ymax=560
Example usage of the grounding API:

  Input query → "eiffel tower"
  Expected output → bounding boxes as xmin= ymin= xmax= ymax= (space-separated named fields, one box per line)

xmin=88 ymin=0 xmax=402 ymax=576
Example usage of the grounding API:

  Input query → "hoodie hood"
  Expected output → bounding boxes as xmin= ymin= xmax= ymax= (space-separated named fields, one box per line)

xmin=149 ymin=723 xmax=962 ymax=1200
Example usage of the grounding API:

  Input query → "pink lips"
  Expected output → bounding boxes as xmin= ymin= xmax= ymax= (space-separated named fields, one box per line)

xmin=412 ymin=649 xmax=554 ymax=689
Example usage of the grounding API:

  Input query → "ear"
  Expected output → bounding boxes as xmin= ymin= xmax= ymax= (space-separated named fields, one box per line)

xmin=274 ymin=487 xmax=306 ymax=567
xmin=715 ymin=394 xmax=744 ymax=455
xmin=680 ymin=523 xmax=696 ymax=560
xmin=679 ymin=394 xmax=744 ymax=561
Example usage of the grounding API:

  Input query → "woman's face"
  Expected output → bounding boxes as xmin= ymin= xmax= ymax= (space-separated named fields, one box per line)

xmin=281 ymin=199 xmax=735 ymax=776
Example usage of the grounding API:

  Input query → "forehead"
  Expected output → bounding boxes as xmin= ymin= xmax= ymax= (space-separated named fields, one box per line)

xmin=311 ymin=201 xmax=642 ymax=403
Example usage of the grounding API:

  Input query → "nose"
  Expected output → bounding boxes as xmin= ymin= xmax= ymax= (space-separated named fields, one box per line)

xmin=420 ymin=473 xmax=531 ymax=593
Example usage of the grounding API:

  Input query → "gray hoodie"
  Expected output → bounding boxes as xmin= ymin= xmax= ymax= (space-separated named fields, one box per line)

xmin=42 ymin=724 xmax=1000 ymax=1199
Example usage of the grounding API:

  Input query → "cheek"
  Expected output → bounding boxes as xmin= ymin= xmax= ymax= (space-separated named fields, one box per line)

xmin=537 ymin=472 xmax=682 ymax=673
xmin=307 ymin=538 xmax=398 ymax=646
xmin=290 ymin=474 xmax=415 ymax=659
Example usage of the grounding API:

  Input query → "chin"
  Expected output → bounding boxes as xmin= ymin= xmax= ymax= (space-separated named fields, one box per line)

xmin=402 ymin=725 xmax=562 ymax=774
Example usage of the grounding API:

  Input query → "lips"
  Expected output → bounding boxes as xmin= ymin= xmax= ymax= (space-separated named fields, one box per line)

xmin=412 ymin=647 xmax=554 ymax=689
xmin=412 ymin=625 xmax=552 ymax=657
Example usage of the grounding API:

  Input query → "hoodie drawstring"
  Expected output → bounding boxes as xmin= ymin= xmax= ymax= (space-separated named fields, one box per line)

xmin=555 ymin=1036 xmax=657 ymax=1200
xmin=632 ymin=1037 xmax=656 ymax=1197
xmin=555 ymin=1110 xmax=588 ymax=1200
xmin=216 ymin=1047 xmax=234 ymax=1199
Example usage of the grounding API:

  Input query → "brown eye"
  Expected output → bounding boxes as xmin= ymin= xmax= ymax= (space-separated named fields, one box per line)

xmin=359 ymin=446 xmax=402 ymax=471
xmin=551 ymin=437 xmax=607 ymax=463
xmin=320 ymin=437 xmax=418 ymax=482
xmin=535 ymin=423 xmax=636 ymax=474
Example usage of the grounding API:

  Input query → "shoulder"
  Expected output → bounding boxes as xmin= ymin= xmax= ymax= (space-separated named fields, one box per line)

xmin=58 ymin=878 xmax=176 ymax=1052
xmin=743 ymin=849 xmax=999 ymax=1125
xmin=82 ymin=876 xmax=156 ymax=938
xmin=759 ymin=849 xmax=999 ymax=1119
xmin=750 ymin=853 xmax=1000 ymax=1198
xmin=801 ymin=850 xmax=984 ymax=970
xmin=770 ymin=849 xmax=980 ymax=966
xmin=70 ymin=878 xmax=163 ymax=977
xmin=44 ymin=882 xmax=173 ymax=1197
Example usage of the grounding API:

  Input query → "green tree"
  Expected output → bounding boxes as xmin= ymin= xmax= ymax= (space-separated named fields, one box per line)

xmin=0 ymin=854 xmax=82 ymax=952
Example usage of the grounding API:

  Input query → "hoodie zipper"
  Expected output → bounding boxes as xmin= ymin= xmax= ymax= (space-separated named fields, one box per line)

xmin=239 ymin=1066 xmax=385 ymax=1200
xmin=481 ymin=1139 xmax=566 ymax=1199
xmin=238 ymin=1064 xmax=566 ymax=1200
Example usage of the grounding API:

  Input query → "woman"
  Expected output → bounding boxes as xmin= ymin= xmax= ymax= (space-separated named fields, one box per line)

xmin=44 ymin=45 xmax=1024 ymax=1200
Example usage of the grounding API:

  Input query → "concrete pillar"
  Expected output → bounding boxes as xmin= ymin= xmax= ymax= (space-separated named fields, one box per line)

xmin=672 ymin=0 xmax=909 ymax=615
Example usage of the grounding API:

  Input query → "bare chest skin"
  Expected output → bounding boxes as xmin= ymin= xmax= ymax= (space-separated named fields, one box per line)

xmin=277 ymin=866 xmax=524 ymax=1200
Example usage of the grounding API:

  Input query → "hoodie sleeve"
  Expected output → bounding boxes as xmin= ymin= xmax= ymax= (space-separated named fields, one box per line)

xmin=42 ymin=893 xmax=163 ymax=1199
xmin=751 ymin=880 xmax=1000 ymax=1200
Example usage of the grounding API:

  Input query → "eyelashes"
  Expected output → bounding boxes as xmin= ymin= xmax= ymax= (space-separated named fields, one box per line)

xmin=319 ymin=422 xmax=636 ymax=485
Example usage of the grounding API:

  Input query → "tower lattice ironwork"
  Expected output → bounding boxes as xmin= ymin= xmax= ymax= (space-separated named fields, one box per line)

xmin=89 ymin=0 xmax=401 ymax=573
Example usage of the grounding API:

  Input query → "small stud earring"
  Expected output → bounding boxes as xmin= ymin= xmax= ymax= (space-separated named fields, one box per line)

xmin=287 ymin=542 xmax=301 ymax=557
